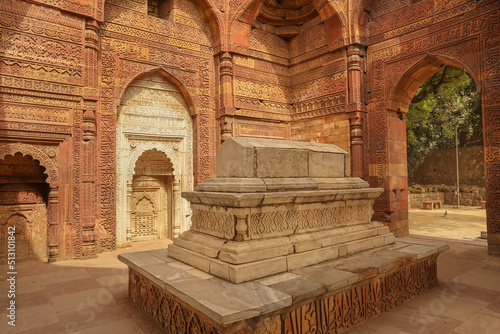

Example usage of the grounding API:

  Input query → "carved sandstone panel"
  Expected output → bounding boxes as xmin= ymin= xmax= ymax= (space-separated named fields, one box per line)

xmin=282 ymin=256 xmax=438 ymax=333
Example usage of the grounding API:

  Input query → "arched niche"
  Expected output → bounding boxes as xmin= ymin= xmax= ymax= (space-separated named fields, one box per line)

xmin=116 ymin=71 xmax=194 ymax=247
xmin=233 ymin=0 xmax=347 ymax=49
xmin=131 ymin=149 xmax=176 ymax=241
xmin=0 ymin=152 xmax=51 ymax=263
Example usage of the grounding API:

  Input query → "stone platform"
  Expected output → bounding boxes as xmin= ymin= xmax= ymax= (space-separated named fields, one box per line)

xmin=119 ymin=237 xmax=448 ymax=333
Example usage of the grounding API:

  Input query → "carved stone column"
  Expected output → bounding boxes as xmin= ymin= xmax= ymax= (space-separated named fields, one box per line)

xmin=347 ymin=44 xmax=363 ymax=103
xmin=348 ymin=111 xmax=365 ymax=178
xmin=218 ymin=52 xmax=235 ymax=143
xmin=81 ymin=109 xmax=97 ymax=257
xmin=126 ymin=181 xmax=133 ymax=246
xmin=48 ymin=186 xmax=59 ymax=262
xmin=84 ymin=19 xmax=99 ymax=89
xmin=80 ymin=19 xmax=100 ymax=257
xmin=173 ymin=180 xmax=181 ymax=237
xmin=347 ymin=44 xmax=367 ymax=179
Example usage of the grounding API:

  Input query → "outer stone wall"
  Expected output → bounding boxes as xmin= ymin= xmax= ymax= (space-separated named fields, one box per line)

xmin=409 ymin=146 xmax=485 ymax=187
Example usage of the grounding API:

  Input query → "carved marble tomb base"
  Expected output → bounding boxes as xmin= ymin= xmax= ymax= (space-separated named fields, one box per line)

xmin=120 ymin=238 xmax=448 ymax=334
xmin=120 ymin=138 xmax=448 ymax=332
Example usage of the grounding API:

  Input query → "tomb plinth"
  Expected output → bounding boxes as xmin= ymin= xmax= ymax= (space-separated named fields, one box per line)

xmin=168 ymin=137 xmax=394 ymax=283
xmin=119 ymin=137 xmax=448 ymax=334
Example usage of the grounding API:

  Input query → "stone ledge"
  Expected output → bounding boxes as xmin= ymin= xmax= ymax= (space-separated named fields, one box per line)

xmin=119 ymin=237 xmax=448 ymax=327
xmin=169 ymin=223 xmax=395 ymax=283
xmin=183 ymin=187 xmax=383 ymax=207
xmin=195 ymin=177 xmax=370 ymax=193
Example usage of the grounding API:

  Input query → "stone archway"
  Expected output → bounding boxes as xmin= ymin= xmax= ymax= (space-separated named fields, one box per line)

xmin=116 ymin=71 xmax=194 ymax=247
xmin=378 ymin=54 xmax=483 ymax=238
xmin=0 ymin=152 xmax=50 ymax=263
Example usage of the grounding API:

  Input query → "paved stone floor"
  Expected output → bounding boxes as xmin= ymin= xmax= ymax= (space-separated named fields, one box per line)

xmin=409 ymin=204 xmax=487 ymax=241
xmin=1 ymin=236 xmax=499 ymax=333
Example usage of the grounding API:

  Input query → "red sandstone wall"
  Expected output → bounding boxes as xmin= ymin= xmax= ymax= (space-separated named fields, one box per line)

xmin=410 ymin=146 xmax=485 ymax=187
xmin=291 ymin=114 xmax=351 ymax=153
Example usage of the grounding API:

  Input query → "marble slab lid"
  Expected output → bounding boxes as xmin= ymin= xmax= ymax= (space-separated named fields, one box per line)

xmin=216 ymin=137 xmax=350 ymax=179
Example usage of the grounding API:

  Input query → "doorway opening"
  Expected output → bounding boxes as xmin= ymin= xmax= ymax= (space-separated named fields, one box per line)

xmin=406 ymin=66 xmax=486 ymax=241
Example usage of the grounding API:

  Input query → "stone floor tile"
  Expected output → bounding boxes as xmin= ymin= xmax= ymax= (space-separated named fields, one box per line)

xmin=437 ymin=257 xmax=483 ymax=281
xmin=36 ymin=268 xmax=92 ymax=286
xmin=348 ymin=318 xmax=409 ymax=334
xmin=0 ymin=304 xmax=59 ymax=333
xmin=482 ymin=308 xmax=500 ymax=319
xmin=96 ymin=274 xmax=128 ymax=287
xmin=14 ymin=277 xmax=45 ymax=294
xmin=0 ymin=239 xmax=498 ymax=334
xmin=453 ymin=311 xmax=500 ymax=334
xmin=367 ymin=304 xmax=461 ymax=334
xmin=72 ymin=318 xmax=146 ymax=334
xmin=455 ymin=247 xmax=495 ymax=264
xmin=16 ymin=323 xmax=65 ymax=334
xmin=436 ymin=282 xmax=500 ymax=305
xmin=85 ymin=267 xmax=128 ymax=278
xmin=485 ymin=299 xmax=500 ymax=314
xmin=50 ymin=288 xmax=115 ymax=313
xmin=10 ymin=290 xmax=50 ymax=309
xmin=56 ymin=300 xmax=130 ymax=332
xmin=455 ymin=267 xmax=500 ymax=292
xmin=405 ymin=289 xmax=485 ymax=321
xmin=106 ymin=282 xmax=129 ymax=301
xmin=44 ymin=277 xmax=102 ymax=297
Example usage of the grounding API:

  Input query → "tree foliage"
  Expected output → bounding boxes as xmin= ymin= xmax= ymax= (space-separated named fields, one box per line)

xmin=406 ymin=66 xmax=482 ymax=170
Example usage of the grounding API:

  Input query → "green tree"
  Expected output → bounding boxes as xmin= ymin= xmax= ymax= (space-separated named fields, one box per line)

xmin=406 ymin=66 xmax=482 ymax=171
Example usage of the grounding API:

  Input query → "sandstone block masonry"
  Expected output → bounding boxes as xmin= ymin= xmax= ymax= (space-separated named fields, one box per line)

xmin=168 ymin=137 xmax=394 ymax=283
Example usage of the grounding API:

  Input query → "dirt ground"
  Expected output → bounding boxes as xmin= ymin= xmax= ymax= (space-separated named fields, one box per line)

xmin=409 ymin=204 xmax=487 ymax=241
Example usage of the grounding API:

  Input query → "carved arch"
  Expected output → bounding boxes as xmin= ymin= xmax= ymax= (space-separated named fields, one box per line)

xmin=232 ymin=0 xmax=347 ymax=48
xmin=0 ymin=143 xmax=57 ymax=185
xmin=128 ymin=144 xmax=181 ymax=182
xmin=387 ymin=54 xmax=480 ymax=113
xmin=134 ymin=148 xmax=174 ymax=175
xmin=133 ymin=193 xmax=156 ymax=210
xmin=118 ymin=67 xmax=197 ymax=116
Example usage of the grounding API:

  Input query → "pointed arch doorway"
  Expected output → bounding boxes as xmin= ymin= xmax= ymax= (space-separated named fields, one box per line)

xmin=116 ymin=71 xmax=194 ymax=247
